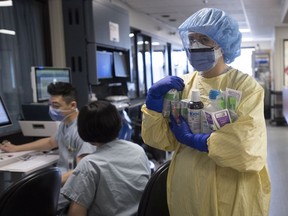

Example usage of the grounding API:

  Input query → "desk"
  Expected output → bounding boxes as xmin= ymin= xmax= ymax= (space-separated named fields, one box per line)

xmin=0 ymin=151 xmax=59 ymax=193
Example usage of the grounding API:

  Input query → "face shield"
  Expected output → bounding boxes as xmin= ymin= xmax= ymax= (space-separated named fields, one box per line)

xmin=183 ymin=32 xmax=223 ymax=72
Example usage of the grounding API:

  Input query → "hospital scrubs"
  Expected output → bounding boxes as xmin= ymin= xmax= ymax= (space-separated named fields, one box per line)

xmin=141 ymin=68 xmax=271 ymax=216
xmin=55 ymin=119 xmax=96 ymax=173
xmin=61 ymin=139 xmax=151 ymax=216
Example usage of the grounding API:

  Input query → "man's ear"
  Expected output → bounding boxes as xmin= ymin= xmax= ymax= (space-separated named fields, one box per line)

xmin=70 ymin=101 xmax=77 ymax=109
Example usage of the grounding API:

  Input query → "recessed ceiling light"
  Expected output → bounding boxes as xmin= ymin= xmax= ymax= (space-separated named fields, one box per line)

xmin=152 ymin=42 xmax=160 ymax=46
xmin=239 ymin=28 xmax=251 ymax=33
xmin=0 ymin=29 xmax=16 ymax=35
xmin=0 ymin=0 xmax=13 ymax=7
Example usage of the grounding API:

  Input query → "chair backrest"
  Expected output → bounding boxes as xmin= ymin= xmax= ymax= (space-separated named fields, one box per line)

xmin=137 ymin=160 xmax=171 ymax=216
xmin=0 ymin=167 xmax=61 ymax=216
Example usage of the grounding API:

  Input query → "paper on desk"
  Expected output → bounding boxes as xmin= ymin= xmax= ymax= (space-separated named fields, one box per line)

xmin=0 ymin=154 xmax=59 ymax=174
xmin=0 ymin=151 xmax=35 ymax=167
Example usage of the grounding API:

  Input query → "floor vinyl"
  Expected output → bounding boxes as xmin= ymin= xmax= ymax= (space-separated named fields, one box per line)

xmin=267 ymin=122 xmax=288 ymax=216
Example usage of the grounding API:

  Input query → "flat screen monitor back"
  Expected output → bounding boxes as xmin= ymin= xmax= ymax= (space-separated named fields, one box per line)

xmin=22 ymin=104 xmax=52 ymax=121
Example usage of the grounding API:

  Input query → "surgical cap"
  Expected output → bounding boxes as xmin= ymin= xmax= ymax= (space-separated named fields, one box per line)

xmin=178 ymin=8 xmax=242 ymax=64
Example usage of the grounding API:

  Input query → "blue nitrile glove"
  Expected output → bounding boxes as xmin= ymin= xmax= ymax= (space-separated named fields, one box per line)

xmin=146 ymin=76 xmax=185 ymax=112
xmin=169 ymin=115 xmax=210 ymax=152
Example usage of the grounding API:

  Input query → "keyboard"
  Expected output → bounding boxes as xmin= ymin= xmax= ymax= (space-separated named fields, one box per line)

xmin=0 ymin=154 xmax=59 ymax=174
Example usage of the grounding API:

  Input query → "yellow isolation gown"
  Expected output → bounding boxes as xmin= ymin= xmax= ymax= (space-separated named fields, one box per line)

xmin=141 ymin=68 xmax=271 ymax=216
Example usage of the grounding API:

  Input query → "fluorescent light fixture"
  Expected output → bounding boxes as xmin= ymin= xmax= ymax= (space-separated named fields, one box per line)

xmin=129 ymin=33 xmax=134 ymax=38
xmin=152 ymin=42 xmax=160 ymax=46
xmin=0 ymin=29 xmax=16 ymax=35
xmin=0 ymin=0 xmax=13 ymax=7
xmin=239 ymin=28 xmax=251 ymax=33
xmin=242 ymin=37 xmax=253 ymax=42
xmin=137 ymin=41 xmax=150 ymax=45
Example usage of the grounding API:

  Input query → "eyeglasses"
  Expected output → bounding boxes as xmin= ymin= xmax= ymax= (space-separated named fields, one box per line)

xmin=188 ymin=33 xmax=217 ymax=48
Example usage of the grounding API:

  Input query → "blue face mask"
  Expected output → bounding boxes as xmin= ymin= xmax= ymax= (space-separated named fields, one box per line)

xmin=49 ymin=106 xmax=76 ymax=122
xmin=186 ymin=47 xmax=222 ymax=72
xmin=49 ymin=107 xmax=66 ymax=121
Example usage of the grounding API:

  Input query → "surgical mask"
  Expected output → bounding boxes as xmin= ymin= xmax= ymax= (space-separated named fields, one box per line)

xmin=49 ymin=106 xmax=77 ymax=122
xmin=186 ymin=42 xmax=222 ymax=72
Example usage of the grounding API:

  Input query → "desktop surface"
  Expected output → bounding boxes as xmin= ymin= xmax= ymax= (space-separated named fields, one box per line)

xmin=0 ymin=151 xmax=59 ymax=174
xmin=0 ymin=150 xmax=59 ymax=193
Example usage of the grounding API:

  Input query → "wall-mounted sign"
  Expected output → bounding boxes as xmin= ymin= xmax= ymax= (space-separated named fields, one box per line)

xmin=109 ymin=21 xmax=119 ymax=43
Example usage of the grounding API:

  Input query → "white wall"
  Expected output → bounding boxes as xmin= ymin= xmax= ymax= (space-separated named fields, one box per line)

xmin=113 ymin=0 xmax=182 ymax=47
xmin=241 ymin=41 xmax=272 ymax=50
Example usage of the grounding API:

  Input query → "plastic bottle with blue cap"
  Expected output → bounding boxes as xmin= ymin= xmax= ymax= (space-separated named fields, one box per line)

xmin=204 ymin=89 xmax=231 ymax=131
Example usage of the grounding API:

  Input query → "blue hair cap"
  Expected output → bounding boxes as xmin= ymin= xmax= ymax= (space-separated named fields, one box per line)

xmin=178 ymin=8 xmax=242 ymax=64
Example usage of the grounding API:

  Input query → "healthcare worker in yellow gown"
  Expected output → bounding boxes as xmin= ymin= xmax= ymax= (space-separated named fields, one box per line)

xmin=141 ymin=8 xmax=271 ymax=216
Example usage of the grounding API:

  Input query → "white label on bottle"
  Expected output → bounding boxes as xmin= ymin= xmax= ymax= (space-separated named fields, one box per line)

xmin=188 ymin=109 xmax=202 ymax=134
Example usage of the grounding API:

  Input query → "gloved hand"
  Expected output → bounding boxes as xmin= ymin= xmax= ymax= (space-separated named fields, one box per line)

xmin=169 ymin=115 xmax=210 ymax=152
xmin=146 ymin=76 xmax=185 ymax=112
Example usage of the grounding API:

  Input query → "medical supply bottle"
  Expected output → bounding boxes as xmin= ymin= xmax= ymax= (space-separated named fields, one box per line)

xmin=162 ymin=89 xmax=180 ymax=118
xmin=187 ymin=89 xmax=204 ymax=134
xmin=202 ymin=89 xmax=221 ymax=132
xmin=206 ymin=89 xmax=222 ymax=111
xmin=204 ymin=89 xmax=229 ymax=131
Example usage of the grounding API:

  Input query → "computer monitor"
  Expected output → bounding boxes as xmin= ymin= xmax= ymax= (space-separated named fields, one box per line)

xmin=31 ymin=66 xmax=72 ymax=103
xmin=96 ymin=51 xmax=113 ymax=79
xmin=113 ymin=51 xmax=129 ymax=78
xmin=22 ymin=103 xmax=52 ymax=121
xmin=0 ymin=96 xmax=12 ymax=128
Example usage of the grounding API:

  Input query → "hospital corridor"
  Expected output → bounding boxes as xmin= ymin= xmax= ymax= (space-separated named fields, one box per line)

xmin=267 ymin=122 xmax=288 ymax=216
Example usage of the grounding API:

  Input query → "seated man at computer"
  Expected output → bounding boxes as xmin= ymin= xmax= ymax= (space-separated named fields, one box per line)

xmin=59 ymin=100 xmax=150 ymax=216
xmin=0 ymin=82 xmax=96 ymax=185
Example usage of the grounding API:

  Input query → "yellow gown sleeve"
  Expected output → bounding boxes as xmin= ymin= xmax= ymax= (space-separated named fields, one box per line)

xmin=141 ymin=105 xmax=178 ymax=152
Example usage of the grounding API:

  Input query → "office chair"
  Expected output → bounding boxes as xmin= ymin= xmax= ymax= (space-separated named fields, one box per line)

xmin=118 ymin=109 xmax=133 ymax=140
xmin=137 ymin=160 xmax=171 ymax=216
xmin=0 ymin=167 xmax=61 ymax=216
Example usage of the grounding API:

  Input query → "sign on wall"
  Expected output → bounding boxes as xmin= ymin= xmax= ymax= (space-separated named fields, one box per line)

xmin=109 ymin=21 xmax=120 ymax=43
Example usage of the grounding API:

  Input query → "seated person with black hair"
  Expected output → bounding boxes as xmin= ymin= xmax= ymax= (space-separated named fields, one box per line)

xmin=0 ymin=82 xmax=96 ymax=185
xmin=60 ymin=100 xmax=151 ymax=216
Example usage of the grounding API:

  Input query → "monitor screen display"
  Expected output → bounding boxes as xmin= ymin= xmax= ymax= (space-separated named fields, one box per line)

xmin=113 ymin=51 xmax=129 ymax=78
xmin=0 ymin=96 xmax=12 ymax=127
xmin=31 ymin=66 xmax=71 ymax=103
xmin=96 ymin=51 xmax=113 ymax=79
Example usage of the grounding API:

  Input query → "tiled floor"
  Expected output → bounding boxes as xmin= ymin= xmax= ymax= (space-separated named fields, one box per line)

xmin=267 ymin=121 xmax=288 ymax=216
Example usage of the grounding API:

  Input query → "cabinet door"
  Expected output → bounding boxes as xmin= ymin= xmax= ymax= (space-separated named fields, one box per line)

xmin=85 ymin=0 xmax=130 ymax=49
